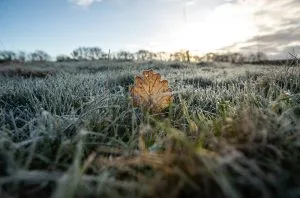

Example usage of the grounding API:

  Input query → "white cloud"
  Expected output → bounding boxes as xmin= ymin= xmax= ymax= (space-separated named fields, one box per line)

xmin=69 ymin=0 xmax=102 ymax=7
xmin=222 ymin=0 xmax=300 ymax=58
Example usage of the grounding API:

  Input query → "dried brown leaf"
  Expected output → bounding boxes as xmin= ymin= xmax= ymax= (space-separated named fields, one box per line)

xmin=130 ymin=70 xmax=173 ymax=113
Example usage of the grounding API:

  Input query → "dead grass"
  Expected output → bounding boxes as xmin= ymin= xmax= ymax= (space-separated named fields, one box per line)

xmin=0 ymin=67 xmax=56 ymax=78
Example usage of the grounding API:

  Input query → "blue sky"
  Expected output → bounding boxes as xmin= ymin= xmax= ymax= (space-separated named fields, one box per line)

xmin=0 ymin=0 xmax=299 ymax=58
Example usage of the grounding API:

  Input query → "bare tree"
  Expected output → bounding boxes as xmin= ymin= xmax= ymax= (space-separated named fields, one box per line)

xmin=229 ymin=53 xmax=243 ymax=64
xmin=71 ymin=47 xmax=86 ymax=60
xmin=89 ymin=47 xmax=103 ymax=60
xmin=0 ymin=51 xmax=17 ymax=63
xmin=256 ymin=51 xmax=268 ymax=62
xmin=117 ymin=51 xmax=133 ymax=61
xmin=245 ymin=52 xmax=267 ymax=63
xmin=172 ymin=50 xmax=190 ymax=62
xmin=156 ymin=51 xmax=167 ymax=61
xmin=136 ymin=49 xmax=152 ymax=61
xmin=173 ymin=52 xmax=183 ymax=61
xmin=204 ymin=52 xmax=216 ymax=62
xmin=71 ymin=47 xmax=104 ymax=60
xmin=210 ymin=52 xmax=245 ymax=64
xmin=17 ymin=51 xmax=26 ymax=63
xmin=192 ymin=55 xmax=201 ymax=62
xmin=56 ymin=54 xmax=72 ymax=62
xmin=28 ymin=50 xmax=51 ymax=62
xmin=71 ymin=48 xmax=80 ymax=60
xmin=148 ymin=52 xmax=157 ymax=60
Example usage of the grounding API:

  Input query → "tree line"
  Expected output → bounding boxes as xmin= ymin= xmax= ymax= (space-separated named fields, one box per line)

xmin=0 ymin=47 xmax=268 ymax=64
xmin=0 ymin=50 xmax=51 ymax=63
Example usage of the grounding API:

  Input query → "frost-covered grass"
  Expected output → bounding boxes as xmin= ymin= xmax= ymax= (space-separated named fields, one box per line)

xmin=0 ymin=60 xmax=300 ymax=198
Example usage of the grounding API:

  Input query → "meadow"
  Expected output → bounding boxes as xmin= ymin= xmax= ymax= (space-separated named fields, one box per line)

xmin=0 ymin=60 xmax=300 ymax=198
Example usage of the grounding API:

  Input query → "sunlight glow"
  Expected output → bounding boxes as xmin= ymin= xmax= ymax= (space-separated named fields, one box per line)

xmin=165 ymin=2 xmax=259 ymax=53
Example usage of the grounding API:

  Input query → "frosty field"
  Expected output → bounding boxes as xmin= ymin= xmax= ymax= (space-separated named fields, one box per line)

xmin=0 ymin=60 xmax=300 ymax=198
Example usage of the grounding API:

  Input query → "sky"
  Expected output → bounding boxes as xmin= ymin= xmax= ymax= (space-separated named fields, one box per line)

xmin=0 ymin=0 xmax=299 ymax=59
